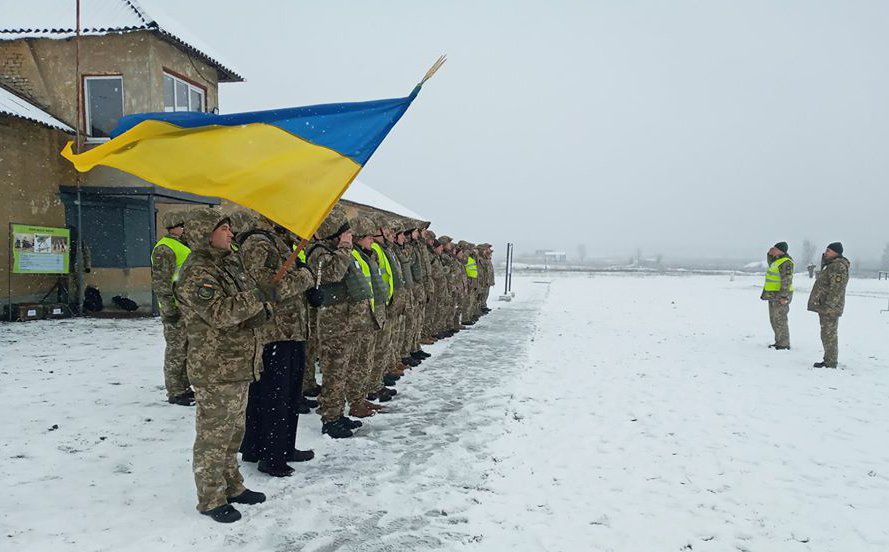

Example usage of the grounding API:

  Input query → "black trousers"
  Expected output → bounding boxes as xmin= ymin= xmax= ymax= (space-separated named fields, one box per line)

xmin=240 ymin=340 xmax=306 ymax=466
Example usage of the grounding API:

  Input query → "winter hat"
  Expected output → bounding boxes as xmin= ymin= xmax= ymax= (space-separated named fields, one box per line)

xmin=773 ymin=241 xmax=788 ymax=253
xmin=827 ymin=242 xmax=844 ymax=255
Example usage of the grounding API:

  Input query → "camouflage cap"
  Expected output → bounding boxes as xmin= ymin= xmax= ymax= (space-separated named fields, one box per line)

xmin=425 ymin=229 xmax=437 ymax=239
xmin=162 ymin=210 xmax=188 ymax=230
xmin=316 ymin=205 xmax=350 ymax=240
xmin=351 ymin=215 xmax=378 ymax=238
xmin=438 ymin=235 xmax=453 ymax=244
xmin=183 ymin=207 xmax=229 ymax=252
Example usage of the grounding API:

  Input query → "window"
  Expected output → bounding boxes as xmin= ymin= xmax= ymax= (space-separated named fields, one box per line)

xmin=84 ymin=76 xmax=123 ymax=139
xmin=163 ymin=73 xmax=205 ymax=112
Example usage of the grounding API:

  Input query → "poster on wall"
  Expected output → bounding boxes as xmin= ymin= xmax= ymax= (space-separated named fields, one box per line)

xmin=11 ymin=224 xmax=70 ymax=274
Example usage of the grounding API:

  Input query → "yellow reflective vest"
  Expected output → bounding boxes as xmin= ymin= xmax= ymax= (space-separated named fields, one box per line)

xmin=465 ymin=256 xmax=478 ymax=279
xmin=763 ymin=257 xmax=794 ymax=293
xmin=152 ymin=236 xmax=191 ymax=283
xmin=351 ymin=249 xmax=375 ymax=311
xmin=370 ymin=242 xmax=394 ymax=302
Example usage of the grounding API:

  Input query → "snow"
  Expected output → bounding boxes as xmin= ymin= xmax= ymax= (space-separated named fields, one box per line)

xmin=2 ymin=272 xmax=889 ymax=551
xmin=0 ymin=87 xmax=74 ymax=132
xmin=0 ymin=0 xmax=241 ymax=81
xmin=342 ymin=179 xmax=426 ymax=221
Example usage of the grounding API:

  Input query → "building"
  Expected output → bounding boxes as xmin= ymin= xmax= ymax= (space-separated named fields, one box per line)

xmin=1 ymin=0 xmax=241 ymax=313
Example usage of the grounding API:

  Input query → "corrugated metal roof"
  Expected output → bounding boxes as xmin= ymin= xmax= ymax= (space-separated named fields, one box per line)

xmin=343 ymin=180 xmax=425 ymax=221
xmin=0 ymin=0 xmax=243 ymax=82
xmin=0 ymin=86 xmax=74 ymax=132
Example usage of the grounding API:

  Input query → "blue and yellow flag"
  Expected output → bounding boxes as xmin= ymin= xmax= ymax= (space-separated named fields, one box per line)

xmin=61 ymin=58 xmax=444 ymax=238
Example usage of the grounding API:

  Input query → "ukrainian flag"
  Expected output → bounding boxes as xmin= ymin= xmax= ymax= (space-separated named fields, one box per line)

xmin=61 ymin=73 xmax=437 ymax=238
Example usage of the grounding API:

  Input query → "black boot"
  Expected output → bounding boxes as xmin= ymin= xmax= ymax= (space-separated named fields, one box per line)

xmin=383 ymin=374 xmax=399 ymax=387
xmin=366 ymin=392 xmax=379 ymax=401
xmin=376 ymin=388 xmax=393 ymax=402
xmin=228 ymin=489 xmax=266 ymax=505
xmin=258 ymin=461 xmax=294 ymax=477
xmin=339 ymin=416 xmax=363 ymax=429
xmin=813 ymin=361 xmax=827 ymax=368
xmin=774 ymin=345 xmax=790 ymax=350
xmin=168 ymin=392 xmax=195 ymax=406
xmin=240 ymin=452 xmax=258 ymax=463
xmin=201 ymin=504 xmax=241 ymax=523
xmin=411 ymin=350 xmax=430 ymax=360
xmin=288 ymin=449 xmax=315 ymax=462
xmin=322 ymin=419 xmax=354 ymax=438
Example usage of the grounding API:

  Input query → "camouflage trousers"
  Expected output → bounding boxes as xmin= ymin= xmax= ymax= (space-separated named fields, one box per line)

xmin=384 ymin=291 xmax=408 ymax=367
xmin=768 ymin=301 xmax=790 ymax=347
xmin=318 ymin=332 xmax=356 ymax=423
xmin=192 ymin=381 xmax=249 ymax=512
xmin=410 ymin=285 xmax=428 ymax=350
xmin=346 ymin=331 xmax=377 ymax=408
xmin=819 ymin=314 xmax=840 ymax=366
xmin=162 ymin=318 xmax=190 ymax=398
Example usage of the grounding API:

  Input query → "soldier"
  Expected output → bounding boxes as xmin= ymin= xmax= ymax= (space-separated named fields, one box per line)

xmin=760 ymin=241 xmax=794 ymax=350
xmin=151 ymin=210 xmax=194 ymax=406
xmin=175 ymin=208 xmax=278 ymax=523
xmin=807 ymin=242 xmax=850 ymax=368
xmin=478 ymin=244 xmax=494 ymax=314
xmin=347 ymin=216 xmax=388 ymax=417
xmin=305 ymin=206 xmax=369 ymax=438
xmin=235 ymin=212 xmax=316 ymax=477
xmin=393 ymin=225 xmax=424 ymax=368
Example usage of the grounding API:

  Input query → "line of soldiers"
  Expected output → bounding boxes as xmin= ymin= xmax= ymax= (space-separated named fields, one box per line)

xmin=760 ymin=241 xmax=850 ymax=367
xmin=150 ymin=204 xmax=496 ymax=523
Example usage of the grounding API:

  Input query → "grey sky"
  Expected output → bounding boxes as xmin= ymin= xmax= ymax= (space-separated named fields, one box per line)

xmin=154 ymin=0 xmax=889 ymax=261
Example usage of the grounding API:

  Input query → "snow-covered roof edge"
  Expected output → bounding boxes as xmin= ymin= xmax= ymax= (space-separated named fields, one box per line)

xmin=0 ymin=0 xmax=243 ymax=83
xmin=341 ymin=180 xmax=426 ymax=222
xmin=0 ymin=85 xmax=74 ymax=133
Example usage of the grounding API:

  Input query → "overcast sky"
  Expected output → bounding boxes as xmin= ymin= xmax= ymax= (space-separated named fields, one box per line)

xmin=154 ymin=0 xmax=889 ymax=261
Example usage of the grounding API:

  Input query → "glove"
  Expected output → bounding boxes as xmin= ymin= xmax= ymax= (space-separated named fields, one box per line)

xmin=254 ymin=280 xmax=282 ymax=303
xmin=305 ymin=287 xmax=324 ymax=308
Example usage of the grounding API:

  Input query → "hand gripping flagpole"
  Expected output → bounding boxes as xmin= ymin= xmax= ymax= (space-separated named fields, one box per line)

xmin=271 ymin=55 xmax=446 ymax=285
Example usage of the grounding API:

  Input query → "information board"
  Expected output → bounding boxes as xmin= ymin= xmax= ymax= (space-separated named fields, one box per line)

xmin=11 ymin=224 xmax=70 ymax=274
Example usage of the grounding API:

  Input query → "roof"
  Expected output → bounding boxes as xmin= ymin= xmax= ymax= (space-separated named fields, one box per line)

xmin=0 ymin=0 xmax=242 ymax=82
xmin=0 ymin=86 xmax=74 ymax=132
xmin=342 ymin=180 xmax=426 ymax=221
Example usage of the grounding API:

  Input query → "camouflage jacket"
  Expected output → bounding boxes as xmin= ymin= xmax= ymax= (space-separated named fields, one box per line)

xmin=176 ymin=211 xmax=271 ymax=386
xmin=413 ymin=241 xmax=435 ymax=297
xmin=238 ymin=230 xmax=314 ymax=343
xmin=428 ymin=254 xmax=450 ymax=299
xmin=807 ymin=256 xmax=850 ymax=317
xmin=150 ymin=235 xmax=184 ymax=318
xmin=761 ymin=254 xmax=795 ymax=301
xmin=306 ymin=241 xmax=378 ymax=337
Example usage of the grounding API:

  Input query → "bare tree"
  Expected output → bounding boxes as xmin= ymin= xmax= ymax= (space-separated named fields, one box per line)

xmin=801 ymin=239 xmax=817 ymax=266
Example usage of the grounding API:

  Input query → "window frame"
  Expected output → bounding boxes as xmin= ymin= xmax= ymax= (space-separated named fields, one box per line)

xmin=83 ymin=74 xmax=124 ymax=143
xmin=163 ymin=70 xmax=206 ymax=113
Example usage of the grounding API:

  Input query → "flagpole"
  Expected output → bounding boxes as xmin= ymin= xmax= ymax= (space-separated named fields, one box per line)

xmin=74 ymin=0 xmax=86 ymax=315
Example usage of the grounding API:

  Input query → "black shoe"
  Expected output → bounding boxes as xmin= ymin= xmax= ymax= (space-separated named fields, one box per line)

xmin=322 ymin=419 xmax=354 ymax=439
xmin=384 ymin=386 xmax=397 ymax=396
xmin=302 ymin=397 xmax=318 ymax=408
xmin=418 ymin=349 xmax=432 ymax=358
xmin=376 ymin=389 xmax=392 ymax=402
xmin=410 ymin=350 xmax=429 ymax=360
xmin=184 ymin=388 xmax=195 ymax=398
xmin=481 ymin=307 xmax=491 ymax=313
xmin=774 ymin=345 xmax=790 ymax=350
xmin=813 ymin=361 xmax=827 ymax=368
xmin=406 ymin=357 xmax=422 ymax=367
xmin=340 ymin=416 xmax=363 ymax=429
xmin=288 ymin=449 xmax=315 ymax=462
xmin=383 ymin=374 xmax=400 ymax=386
xmin=464 ymin=321 xmax=476 ymax=326
xmin=240 ymin=452 xmax=258 ymax=463
xmin=257 ymin=461 xmax=294 ymax=477
xmin=168 ymin=393 xmax=195 ymax=406
xmin=228 ymin=489 xmax=266 ymax=505
xmin=201 ymin=504 xmax=241 ymax=523
xmin=366 ymin=392 xmax=379 ymax=401
xmin=304 ymin=384 xmax=322 ymax=398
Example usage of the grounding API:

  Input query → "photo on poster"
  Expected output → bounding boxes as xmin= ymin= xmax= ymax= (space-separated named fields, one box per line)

xmin=34 ymin=235 xmax=52 ymax=254
xmin=14 ymin=233 xmax=35 ymax=251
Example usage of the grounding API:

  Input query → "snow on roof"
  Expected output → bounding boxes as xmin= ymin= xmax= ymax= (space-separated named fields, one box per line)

xmin=0 ymin=0 xmax=242 ymax=82
xmin=342 ymin=180 xmax=425 ymax=221
xmin=0 ymin=86 xmax=74 ymax=132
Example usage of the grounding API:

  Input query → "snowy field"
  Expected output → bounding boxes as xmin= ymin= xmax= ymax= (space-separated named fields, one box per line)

xmin=2 ymin=272 xmax=888 ymax=551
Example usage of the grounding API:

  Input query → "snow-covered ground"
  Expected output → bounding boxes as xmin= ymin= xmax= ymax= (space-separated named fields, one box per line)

xmin=2 ymin=272 xmax=888 ymax=551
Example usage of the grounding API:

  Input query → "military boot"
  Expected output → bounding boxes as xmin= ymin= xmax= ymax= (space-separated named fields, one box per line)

xmin=339 ymin=416 xmax=363 ymax=429
xmin=201 ymin=504 xmax=241 ymax=523
xmin=228 ymin=489 xmax=266 ymax=505
xmin=349 ymin=401 xmax=376 ymax=418
xmin=168 ymin=392 xmax=195 ymax=406
xmin=412 ymin=349 xmax=431 ymax=359
xmin=383 ymin=374 xmax=400 ymax=387
xmin=401 ymin=356 xmax=420 ymax=368
xmin=322 ymin=419 xmax=354 ymax=439
xmin=258 ymin=461 xmax=294 ymax=477
xmin=814 ymin=361 xmax=837 ymax=368
xmin=288 ymin=449 xmax=315 ymax=462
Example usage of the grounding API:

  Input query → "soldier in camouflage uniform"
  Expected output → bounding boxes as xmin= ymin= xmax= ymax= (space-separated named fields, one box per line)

xmin=428 ymin=239 xmax=450 ymax=338
xmin=409 ymin=227 xmax=435 ymax=352
xmin=175 ymin=207 xmax=278 ymax=523
xmin=394 ymin=225 xmax=424 ymax=367
xmin=151 ymin=210 xmax=194 ymax=406
xmin=478 ymin=244 xmax=494 ymax=314
xmin=234 ymin=212 xmax=316 ymax=477
xmin=347 ymin=216 xmax=387 ymax=416
xmin=306 ymin=206 xmax=372 ymax=437
xmin=760 ymin=241 xmax=794 ymax=350
xmin=807 ymin=242 xmax=850 ymax=368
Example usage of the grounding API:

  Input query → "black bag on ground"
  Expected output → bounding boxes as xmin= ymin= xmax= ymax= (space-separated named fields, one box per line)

xmin=84 ymin=286 xmax=103 ymax=312
xmin=112 ymin=296 xmax=139 ymax=312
